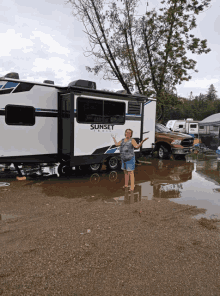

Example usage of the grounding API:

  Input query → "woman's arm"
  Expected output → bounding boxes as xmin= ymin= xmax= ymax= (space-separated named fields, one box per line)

xmin=132 ymin=138 xmax=148 ymax=149
xmin=112 ymin=136 xmax=122 ymax=147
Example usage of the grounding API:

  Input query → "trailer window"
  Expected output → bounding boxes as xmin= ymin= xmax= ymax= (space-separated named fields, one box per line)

xmin=77 ymin=97 xmax=125 ymax=124
xmin=5 ymin=105 xmax=35 ymax=126
xmin=199 ymin=126 xmax=204 ymax=129
xmin=104 ymin=101 xmax=125 ymax=124
xmin=77 ymin=98 xmax=103 ymax=123
xmin=179 ymin=125 xmax=183 ymax=128
xmin=190 ymin=124 xmax=197 ymax=128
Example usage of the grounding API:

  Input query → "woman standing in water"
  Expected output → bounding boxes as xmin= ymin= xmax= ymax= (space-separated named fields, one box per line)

xmin=112 ymin=129 xmax=148 ymax=192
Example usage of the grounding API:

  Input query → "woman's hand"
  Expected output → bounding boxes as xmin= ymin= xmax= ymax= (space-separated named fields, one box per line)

xmin=142 ymin=137 xmax=149 ymax=143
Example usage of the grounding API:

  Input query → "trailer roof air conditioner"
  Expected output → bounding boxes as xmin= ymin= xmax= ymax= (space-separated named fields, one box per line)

xmin=68 ymin=79 xmax=96 ymax=89
xmin=4 ymin=72 xmax=20 ymax=79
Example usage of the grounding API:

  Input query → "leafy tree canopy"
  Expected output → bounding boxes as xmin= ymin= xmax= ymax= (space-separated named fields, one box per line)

xmin=67 ymin=0 xmax=212 ymax=119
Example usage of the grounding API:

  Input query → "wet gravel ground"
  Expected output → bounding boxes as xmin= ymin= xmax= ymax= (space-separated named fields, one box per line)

xmin=1 ymin=171 xmax=220 ymax=295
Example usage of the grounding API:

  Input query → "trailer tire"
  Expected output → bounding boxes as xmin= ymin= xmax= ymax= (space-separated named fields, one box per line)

xmin=78 ymin=164 xmax=101 ymax=172
xmin=58 ymin=164 xmax=72 ymax=176
xmin=89 ymin=163 xmax=101 ymax=172
xmin=107 ymin=156 xmax=120 ymax=170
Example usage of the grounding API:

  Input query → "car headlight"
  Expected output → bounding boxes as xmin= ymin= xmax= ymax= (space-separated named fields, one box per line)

xmin=171 ymin=139 xmax=182 ymax=145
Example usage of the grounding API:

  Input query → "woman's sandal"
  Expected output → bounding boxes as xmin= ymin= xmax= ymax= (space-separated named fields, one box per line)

xmin=123 ymin=185 xmax=129 ymax=189
xmin=129 ymin=186 xmax=135 ymax=192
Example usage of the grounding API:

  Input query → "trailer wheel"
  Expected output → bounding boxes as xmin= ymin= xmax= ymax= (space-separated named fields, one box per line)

xmin=107 ymin=156 xmax=120 ymax=170
xmin=89 ymin=163 xmax=101 ymax=172
xmin=58 ymin=164 xmax=72 ymax=176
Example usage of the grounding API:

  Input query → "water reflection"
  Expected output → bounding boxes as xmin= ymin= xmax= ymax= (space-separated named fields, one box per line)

xmin=141 ymin=160 xmax=194 ymax=199
xmin=195 ymin=159 xmax=220 ymax=185
xmin=124 ymin=185 xmax=142 ymax=204
xmin=37 ymin=160 xmax=194 ymax=204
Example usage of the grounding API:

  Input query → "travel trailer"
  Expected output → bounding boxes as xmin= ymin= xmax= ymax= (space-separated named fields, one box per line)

xmin=0 ymin=72 xmax=156 ymax=176
xmin=166 ymin=118 xmax=211 ymax=137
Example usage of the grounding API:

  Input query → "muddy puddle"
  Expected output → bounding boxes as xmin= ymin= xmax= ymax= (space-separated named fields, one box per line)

xmin=1 ymin=155 xmax=220 ymax=222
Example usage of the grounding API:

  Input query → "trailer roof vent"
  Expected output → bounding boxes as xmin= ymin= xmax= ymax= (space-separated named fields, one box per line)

xmin=68 ymin=79 xmax=96 ymax=89
xmin=43 ymin=80 xmax=54 ymax=85
xmin=116 ymin=90 xmax=127 ymax=94
xmin=186 ymin=118 xmax=193 ymax=121
xmin=4 ymin=72 xmax=19 ymax=79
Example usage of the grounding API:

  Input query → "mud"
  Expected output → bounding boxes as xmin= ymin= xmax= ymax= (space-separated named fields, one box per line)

xmin=0 ymin=159 xmax=220 ymax=295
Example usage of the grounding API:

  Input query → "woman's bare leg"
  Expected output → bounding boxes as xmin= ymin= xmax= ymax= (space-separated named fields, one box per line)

xmin=129 ymin=171 xmax=135 ymax=191
xmin=124 ymin=170 xmax=129 ymax=187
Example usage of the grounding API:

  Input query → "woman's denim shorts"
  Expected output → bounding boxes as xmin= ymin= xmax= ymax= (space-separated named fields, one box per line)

xmin=121 ymin=156 xmax=135 ymax=171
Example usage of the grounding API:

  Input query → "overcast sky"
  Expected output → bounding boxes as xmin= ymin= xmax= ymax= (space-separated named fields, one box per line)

xmin=0 ymin=0 xmax=219 ymax=99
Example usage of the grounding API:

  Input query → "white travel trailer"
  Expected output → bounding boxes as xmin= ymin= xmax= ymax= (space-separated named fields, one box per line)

xmin=166 ymin=118 xmax=210 ymax=137
xmin=0 ymin=72 xmax=156 ymax=176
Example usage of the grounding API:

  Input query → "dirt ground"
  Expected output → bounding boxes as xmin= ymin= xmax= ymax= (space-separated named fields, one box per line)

xmin=1 ymin=172 xmax=220 ymax=296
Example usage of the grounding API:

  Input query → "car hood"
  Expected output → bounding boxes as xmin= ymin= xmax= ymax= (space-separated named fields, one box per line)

xmin=156 ymin=131 xmax=192 ymax=139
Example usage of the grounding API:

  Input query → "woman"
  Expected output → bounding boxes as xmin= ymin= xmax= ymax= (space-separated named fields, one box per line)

xmin=112 ymin=129 xmax=148 ymax=192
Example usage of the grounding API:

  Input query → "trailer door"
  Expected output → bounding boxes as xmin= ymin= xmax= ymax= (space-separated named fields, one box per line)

xmin=58 ymin=93 xmax=72 ymax=161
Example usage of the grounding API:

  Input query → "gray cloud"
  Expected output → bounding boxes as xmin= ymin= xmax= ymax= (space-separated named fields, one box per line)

xmin=0 ymin=0 xmax=219 ymax=97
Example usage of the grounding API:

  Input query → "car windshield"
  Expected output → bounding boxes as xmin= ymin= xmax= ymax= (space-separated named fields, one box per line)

xmin=155 ymin=124 xmax=171 ymax=133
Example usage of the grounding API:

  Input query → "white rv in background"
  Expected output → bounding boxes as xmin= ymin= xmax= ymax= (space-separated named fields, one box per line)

xmin=0 ymin=72 xmax=156 ymax=176
xmin=166 ymin=118 xmax=211 ymax=137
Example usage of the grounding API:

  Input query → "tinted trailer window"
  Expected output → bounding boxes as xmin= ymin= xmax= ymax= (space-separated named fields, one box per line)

xmin=77 ymin=97 xmax=125 ymax=124
xmin=5 ymin=104 xmax=35 ymax=126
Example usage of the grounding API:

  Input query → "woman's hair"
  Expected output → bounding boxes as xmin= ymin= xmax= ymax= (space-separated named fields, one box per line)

xmin=125 ymin=129 xmax=133 ymax=137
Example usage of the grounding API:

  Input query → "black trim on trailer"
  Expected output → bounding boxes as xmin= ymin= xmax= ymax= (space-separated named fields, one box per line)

xmin=58 ymin=92 xmax=63 ymax=160
xmin=13 ymin=83 xmax=34 ymax=93
xmin=70 ymin=154 xmax=114 ymax=167
xmin=0 ymin=109 xmax=58 ymax=118
xmin=0 ymin=153 xmax=58 ymax=163
xmin=140 ymin=102 xmax=144 ymax=154
xmin=67 ymin=86 xmax=148 ymax=103
xmin=70 ymin=92 xmax=75 ymax=160
xmin=35 ymin=111 xmax=58 ymax=118
xmin=0 ymin=88 xmax=14 ymax=95
xmin=92 ymin=146 xmax=117 ymax=155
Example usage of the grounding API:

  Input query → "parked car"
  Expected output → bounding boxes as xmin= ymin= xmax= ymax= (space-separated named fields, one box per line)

xmin=155 ymin=123 xmax=194 ymax=159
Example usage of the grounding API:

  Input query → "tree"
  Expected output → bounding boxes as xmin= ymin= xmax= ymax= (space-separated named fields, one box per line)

xmin=189 ymin=91 xmax=194 ymax=100
xmin=67 ymin=0 xmax=211 ymax=120
xmin=206 ymin=84 xmax=218 ymax=101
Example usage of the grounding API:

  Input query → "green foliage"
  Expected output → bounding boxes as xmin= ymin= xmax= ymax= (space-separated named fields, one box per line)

xmin=162 ymin=85 xmax=219 ymax=124
xmin=67 ymin=0 xmax=212 ymax=119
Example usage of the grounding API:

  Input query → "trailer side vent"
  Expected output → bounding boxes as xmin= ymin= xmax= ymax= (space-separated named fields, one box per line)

xmin=4 ymin=72 xmax=19 ymax=79
xmin=68 ymin=80 xmax=96 ymax=90
xmin=43 ymin=80 xmax=54 ymax=85
xmin=128 ymin=101 xmax=141 ymax=115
